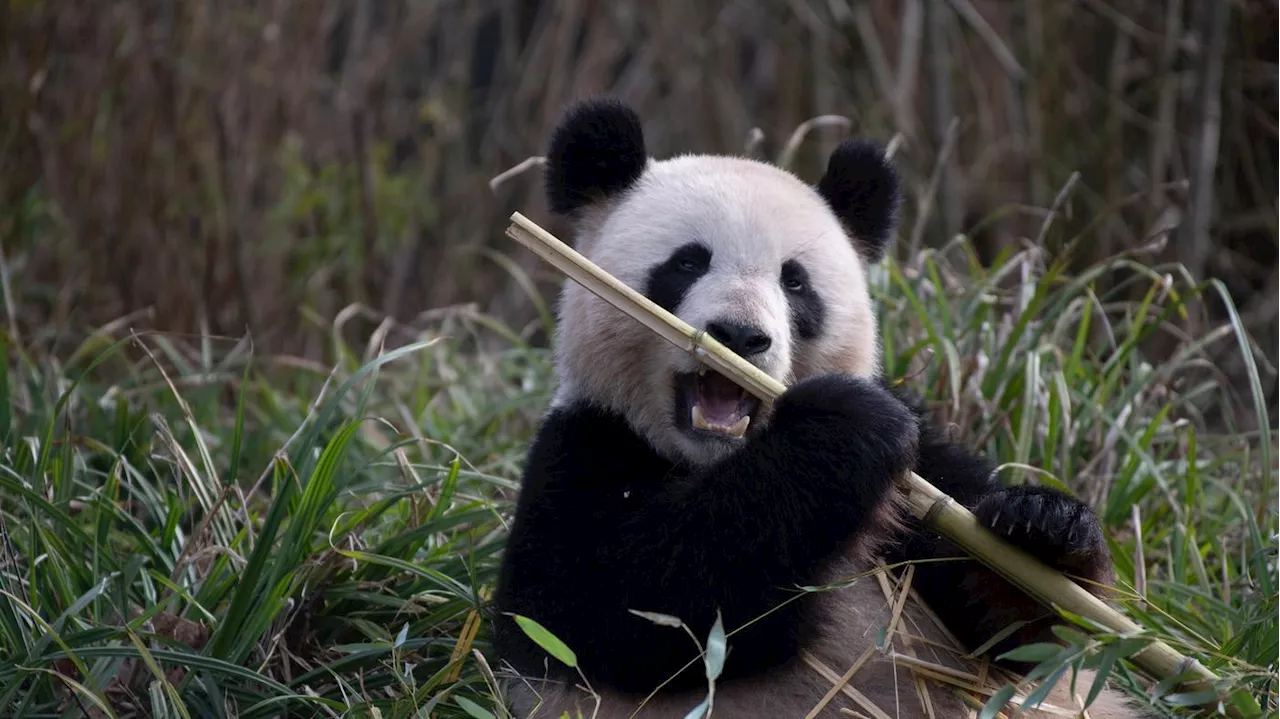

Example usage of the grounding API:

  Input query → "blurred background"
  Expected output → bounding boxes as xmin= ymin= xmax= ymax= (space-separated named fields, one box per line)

xmin=2 ymin=0 xmax=1276 ymax=403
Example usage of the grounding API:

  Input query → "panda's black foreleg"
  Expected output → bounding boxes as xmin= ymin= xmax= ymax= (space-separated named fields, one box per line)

xmin=883 ymin=384 xmax=1116 ymax=670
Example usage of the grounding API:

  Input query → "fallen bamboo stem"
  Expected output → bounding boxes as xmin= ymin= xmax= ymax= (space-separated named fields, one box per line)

xmin=503 ymin=210 xmax=1229 ymax=710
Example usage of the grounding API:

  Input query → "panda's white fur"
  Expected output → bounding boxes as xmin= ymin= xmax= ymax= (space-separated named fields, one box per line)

xmin=553 ymin=154 xmax=880 ymax=466
xmin=492 ymin=98 xmax=1153 ymax=719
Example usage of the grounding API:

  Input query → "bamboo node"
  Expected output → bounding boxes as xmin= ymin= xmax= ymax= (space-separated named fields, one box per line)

xmin=923 ymin=494 xmax=952 ymax=526
xmin=689 ymin=328 xmax=708 ymax=359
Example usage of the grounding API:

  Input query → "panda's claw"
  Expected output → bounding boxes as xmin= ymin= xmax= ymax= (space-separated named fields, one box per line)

xmin=973 ymin=485 xmax=1113 ymax=583
xmin=988 ymin=510 xmax=1003 ymax=532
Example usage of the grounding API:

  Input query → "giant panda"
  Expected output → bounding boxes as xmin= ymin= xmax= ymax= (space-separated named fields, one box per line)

xmin=490 ymin=97 xmax=1150 ymax=719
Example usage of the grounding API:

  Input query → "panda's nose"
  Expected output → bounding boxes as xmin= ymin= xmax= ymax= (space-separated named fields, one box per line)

xmin=706 ymin=321 xmax=772 ymax=357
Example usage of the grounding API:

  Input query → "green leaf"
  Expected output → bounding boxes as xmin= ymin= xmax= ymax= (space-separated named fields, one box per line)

xmin=1207 ymin=279 xmax=1274 ymax=495
xmin=455 ymin=695 xmax=497 ymax=719
xmin=1049 ymin=625 xmax=1090 ymax=648
xmin=703 ymin=610 xmax=726 ymax=682
xmin=1226 ymin=687 xmax=1264 ymax=718
xmin=427 ymin=457 xmax=462 ymax=521
xmin=1161 ymin=690 xmax=1222 ymax=707
xmin=628 ymin=609 xmax=685 ymax=628
xmin=513 ymin=614 xmax=577 ymax=668
xmin=978 ymin=685 xmax=1016 ymax=719
xmin=1020 ymin=664 xmax=1069 ymax=713
xmin=995 ymin=642 xmax=1062 ymax=664
xmin=204 ymin=457 xmax=296 ymax=661
xmin=124 ymin=628 xmax=191 ymax=719
xmin=1085 ymin=644 xmax=1121 ymax=707
xmin=1111 ymin=637 xmax=1152 ymax=658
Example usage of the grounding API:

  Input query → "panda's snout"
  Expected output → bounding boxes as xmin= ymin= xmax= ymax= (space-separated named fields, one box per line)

xmin=705 ymin=320 xmax=772 ymax=358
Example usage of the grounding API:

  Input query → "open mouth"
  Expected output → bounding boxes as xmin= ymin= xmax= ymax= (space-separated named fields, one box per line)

xmin=675 ymin=366 xmax=762 ymax=440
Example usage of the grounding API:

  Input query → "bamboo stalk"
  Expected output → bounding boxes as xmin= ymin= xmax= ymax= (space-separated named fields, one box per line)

xmin=503 ymin=211 xmax=1229 ymax=709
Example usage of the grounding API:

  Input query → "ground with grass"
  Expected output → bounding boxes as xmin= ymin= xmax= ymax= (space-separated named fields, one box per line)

xmin=0 ymin=230 xmax=1275 ymax=718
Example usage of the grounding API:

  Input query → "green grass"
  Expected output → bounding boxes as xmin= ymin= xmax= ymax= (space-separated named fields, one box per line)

xmin=0 ymin=233 xmax=1275 ymax=718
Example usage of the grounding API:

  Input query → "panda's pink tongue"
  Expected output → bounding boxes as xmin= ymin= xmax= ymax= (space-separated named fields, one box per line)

xmin=696 ymin=372 xmax=745 ymax=426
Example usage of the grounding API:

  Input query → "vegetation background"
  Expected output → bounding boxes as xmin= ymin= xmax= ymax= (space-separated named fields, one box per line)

xmin=0 ymin=1 xmax=1275 ymax=718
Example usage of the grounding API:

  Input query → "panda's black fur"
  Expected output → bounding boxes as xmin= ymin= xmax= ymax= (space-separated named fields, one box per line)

xmin=495 ymin=374 xmax=919 ymax=694
xmin=491 ymin=97 xmax=1146 ymax=718
xmin=815 ymin=139 xmax=903 ymax=262
xmin=545 ymin=96 xmax=649 ymax=217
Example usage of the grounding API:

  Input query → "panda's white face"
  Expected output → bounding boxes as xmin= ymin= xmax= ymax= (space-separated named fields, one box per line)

xmin=543 ymin=99 xmax=900 ymax=467
xmin=554 ymin=157 xmax=878 ymax=464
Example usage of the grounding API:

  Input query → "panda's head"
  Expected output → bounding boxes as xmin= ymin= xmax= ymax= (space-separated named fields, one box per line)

xmin=544 ymin=97 xmax=902 ymax=466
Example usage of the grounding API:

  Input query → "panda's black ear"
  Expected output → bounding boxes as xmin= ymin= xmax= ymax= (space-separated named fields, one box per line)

xmin=816 ymin=139 xmax=902 ymax=262
xmin=545 ymin=97 xmax=648 ymax=216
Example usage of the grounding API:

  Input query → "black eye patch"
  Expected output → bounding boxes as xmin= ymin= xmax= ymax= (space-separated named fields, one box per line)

xmin=781 ymin=260 xmax=824 ymax=340
xmin=644 ymin=243 xmax=712 ymax=313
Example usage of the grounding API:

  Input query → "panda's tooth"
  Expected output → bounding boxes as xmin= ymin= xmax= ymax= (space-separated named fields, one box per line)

xmin=691 ymin=404 xmax=711 ymax=430
xmin=692 ymin=404 xmax=748 ymax=438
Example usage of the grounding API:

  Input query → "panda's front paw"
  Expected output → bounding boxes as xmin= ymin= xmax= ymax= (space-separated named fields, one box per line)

xmin=974 ymin=486 xmax=1114 ymax=587
xmin=772 ymin=374 xmax=919 ymax=477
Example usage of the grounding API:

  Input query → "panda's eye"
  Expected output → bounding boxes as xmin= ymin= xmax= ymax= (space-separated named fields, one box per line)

xmin=669 ymin=245 xmax=710 ymax=274
xmin=781 ymin=260 xmax=809 ymax=294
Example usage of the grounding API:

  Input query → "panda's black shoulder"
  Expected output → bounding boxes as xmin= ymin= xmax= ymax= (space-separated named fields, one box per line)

xmin=516 ymin=399 xmax=670 ymax=495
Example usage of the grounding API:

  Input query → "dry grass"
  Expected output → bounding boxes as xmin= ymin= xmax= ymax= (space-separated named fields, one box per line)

xmin=0 ymin=0 xmax=1275 ymax=408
